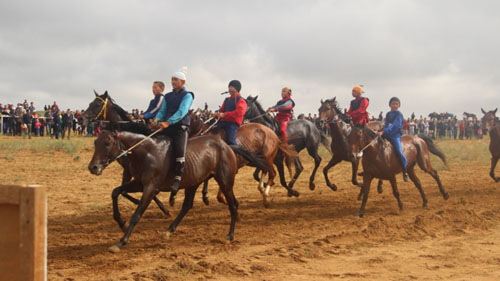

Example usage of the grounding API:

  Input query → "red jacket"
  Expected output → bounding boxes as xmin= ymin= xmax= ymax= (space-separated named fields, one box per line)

xmin=347 ymin=97 xmax=370 ymax=125
xmin=220 ymin=94 xmax=247 ymax=126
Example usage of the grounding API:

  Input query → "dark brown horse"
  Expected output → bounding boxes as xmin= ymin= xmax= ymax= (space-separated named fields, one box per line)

xmin=348 ymin=125 xmax=449 ymax=217
xmin=89 ymin=129 xmax=271 ymax=252
xmin=81 ymin=91 xmax=170 ymax=214
xmin=481 ymin=108 xmax=500 ymax=182
xmin=318 ymin=98 xmax=383 ymax=192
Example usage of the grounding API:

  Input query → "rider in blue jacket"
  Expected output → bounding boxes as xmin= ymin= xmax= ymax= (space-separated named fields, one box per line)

xmin=378 ymin=97 xmax=409 ymax=182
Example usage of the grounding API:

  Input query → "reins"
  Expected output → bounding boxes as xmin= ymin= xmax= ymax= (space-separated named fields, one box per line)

xmin=109 ymin=128 xmax=163 ymax=164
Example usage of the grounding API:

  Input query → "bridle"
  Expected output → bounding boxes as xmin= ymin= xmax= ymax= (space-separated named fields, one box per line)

xmin=94 ymin=96 xmax=109 ymax=120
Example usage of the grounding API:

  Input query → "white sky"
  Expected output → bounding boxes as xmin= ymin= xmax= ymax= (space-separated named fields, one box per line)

xmin=1 ymin=0 xmax=499 ymax=117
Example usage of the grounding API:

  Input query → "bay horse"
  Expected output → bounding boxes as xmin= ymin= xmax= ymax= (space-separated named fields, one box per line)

xmin=348 ymin=125 xmax=449 ymax=217
xmin=89 ymin=129 xmax=272 ymax=252
xmin=481 ymin=108 xmax=500 ymax=182
xmin=244 ymin=96 xmax=331 ymax=193
xmin=202 ymin=122 xmax=298 ymax=207
xmin=318 ymin=98 xmax=383 ymax=192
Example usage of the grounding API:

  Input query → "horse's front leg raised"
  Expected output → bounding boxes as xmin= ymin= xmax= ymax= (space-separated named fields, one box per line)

xmin=108 ymin=183 xmax=156 ymax=253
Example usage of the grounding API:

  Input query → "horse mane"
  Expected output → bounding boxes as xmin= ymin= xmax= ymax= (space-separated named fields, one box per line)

xmin=363 ymin=127 xmax=378 ymax=139
xmin=100 ymin=92 xmax=131 ymax=122
xmin=247 ymin=96 xmax=275 ymax=125
xmin=325 ymin=98 xmax=350 ymax=123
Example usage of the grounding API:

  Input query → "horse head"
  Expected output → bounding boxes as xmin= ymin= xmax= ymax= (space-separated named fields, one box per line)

xmin=88 ymin=130 xmax=122 ymax=175
xmin=82 ymin=90 xmax=111 ymax=126
xmin=481 ymin=108 xmax=498 ymax=131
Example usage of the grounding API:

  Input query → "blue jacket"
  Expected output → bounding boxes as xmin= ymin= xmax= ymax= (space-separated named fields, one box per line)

xmin=144 ymin=94 xmax=164 ymax=119
xmin=383 ymin=110 xmax=404 ymax=139
xmin=154 ymin=88 xmax=194 ymax=126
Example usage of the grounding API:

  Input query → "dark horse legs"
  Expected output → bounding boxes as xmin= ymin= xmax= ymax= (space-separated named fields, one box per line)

xmin=490 ymin=156 xmax=500 ymax=182
xmin=274 ymin=153 xmax=300 ymax=197
xmin=120 ymin=170 xmax=170 ymax=216
xmin=109 ymin=183 xmax=156 ymax=253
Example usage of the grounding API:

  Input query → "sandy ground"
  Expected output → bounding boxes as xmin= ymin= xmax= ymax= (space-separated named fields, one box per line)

xmin=1 ymin=136 xmax=499 ymax=280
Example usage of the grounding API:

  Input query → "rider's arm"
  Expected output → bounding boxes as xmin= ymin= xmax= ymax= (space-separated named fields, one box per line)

xmin=383 ymin=112 xmax=403 ymax=136
xmin=144 ymin=95 xmax=164 ymax=119
xmin=222 ymin=98 xmax=247 ymax=123
xmin=274 ymin=99 xmax=293 ymax=110
xmin=166 ymin=93 xmax=194 ymax=125
xmin=153 ymin=98 xmax=168 ymax=123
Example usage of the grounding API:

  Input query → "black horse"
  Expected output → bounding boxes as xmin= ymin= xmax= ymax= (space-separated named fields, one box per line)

xmin=244 ymin=96 xmax=331 ymax=192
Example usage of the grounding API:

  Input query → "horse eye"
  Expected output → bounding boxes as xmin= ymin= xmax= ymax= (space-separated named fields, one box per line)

xmin=105 ymin=142 xmax=111 ymax=146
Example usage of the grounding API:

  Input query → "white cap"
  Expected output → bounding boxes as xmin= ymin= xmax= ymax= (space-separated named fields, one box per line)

xmin=172 ymin=66 xmax=188 ymax=81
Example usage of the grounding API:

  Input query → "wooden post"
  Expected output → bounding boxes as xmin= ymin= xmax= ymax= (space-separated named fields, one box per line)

xmin=0 ymin=184 xmax=47 ymax=281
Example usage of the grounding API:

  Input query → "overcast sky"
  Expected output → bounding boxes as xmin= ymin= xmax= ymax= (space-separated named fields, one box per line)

xmin=1 ymin=0 xmax=499 ymax=117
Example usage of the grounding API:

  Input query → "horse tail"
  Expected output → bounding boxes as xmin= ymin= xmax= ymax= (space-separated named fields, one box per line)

xmin=229 ymin=145 xmax=272 ymax=174
xmin=320 ymin=131 xmax=332 ymax=155
xmin=279 ymin=142 xmax=299 ymax=159
xmin=418 ymin=134 xmax=448 ymax=168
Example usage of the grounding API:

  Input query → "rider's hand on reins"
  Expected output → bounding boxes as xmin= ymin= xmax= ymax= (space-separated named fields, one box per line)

xmin=159 ymin=121 xmax=170 ymax=129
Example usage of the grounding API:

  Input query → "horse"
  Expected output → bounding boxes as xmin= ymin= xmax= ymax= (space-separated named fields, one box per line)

xmin=348 ymin=125 xmax=449 ymax=217
xmin=81 ymin=90 xmax=171 ymax=214
xmin=202 ymin=122 xmax=298 ymax=207
xmin=481 ymin=108 xmax=500 ymax=182
xmin=318 ymin=97 xmax=383 ymax=193
xmin=88 ymin=129 xmax=272 ymax=252
xmin=244 ymin=96 xmax=332 ymax=192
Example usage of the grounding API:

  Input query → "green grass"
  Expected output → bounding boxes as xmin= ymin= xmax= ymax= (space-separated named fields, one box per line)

xmin=0 ymin=136 xmax=93 ymax=158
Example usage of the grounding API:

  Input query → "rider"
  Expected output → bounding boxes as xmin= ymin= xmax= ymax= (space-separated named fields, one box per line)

xmin=215 ymin=80 xmax=247 ymax=145
xmin=153 ymin=67 xmax=194 ymax=205
xmin=142 ymin=81 xmax=165 ymax=123
xmin=267 ymin=87 xmax=295 ymax=143
xmin=377 ymin=97 xmax=409 ymax=182
xmin=346 ymin=85 xmax=370 ymax=125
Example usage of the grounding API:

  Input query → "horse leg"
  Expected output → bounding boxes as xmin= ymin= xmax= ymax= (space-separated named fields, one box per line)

xmin=352 ymin=158 xmax=363 ymax=187
xmin=490 ymin=156 xmax=500 ymax=182
xmin=377 ymin=179 xmax=384 ymax=194
xmin=111 ymin=186 xmax=127 ymax=230
xmin=153 ymin=195 xmax=170 ymax=217
xmin=429 ymin=169 xmax=449 ymax=200
xmin=417 ymin=149 xmax=450 ymax=200
xmin=274 ymin=153 xmax=288 ymax=188
xmin=258 ymin=171 xmax=272 ymax=208
xmin=389 ymin=177 xmax=404 ymax=211
xmin=202 ymin=176 xmax=212 ymax=206
xmin=358 ymin=174 xmax=373 ymax=218
xmin=253 ymin=168 xmax=261 ymax=182
xmin=218 ymin=179 xmax=239 ymax=241
xmin=307 ymin=146 xmax=322 ymax=191
xmin=407 ymin=166 xmax=428 ymax=208
xmin=108 ymin=184 xmax=155 ymax=253
xmin=323 ymin=156 xmax=342 ymax=191
xmin=288 ymin=157 xmax=303 ymax=190
xmin=166 ymin=186 xmax=198 ymax=236
xmin=275 ymin=153 xmax=300 ymax=197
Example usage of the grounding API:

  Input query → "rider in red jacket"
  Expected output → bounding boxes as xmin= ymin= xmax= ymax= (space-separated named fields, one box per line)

xmin=267 ymin=87 xmax=295 ymax=143
xmin=346 ymin=85 xmax=370 ymax=125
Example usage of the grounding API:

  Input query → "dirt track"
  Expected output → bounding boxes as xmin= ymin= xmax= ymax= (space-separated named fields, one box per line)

xmin=1 ymin=137 xmax=499 ymax=280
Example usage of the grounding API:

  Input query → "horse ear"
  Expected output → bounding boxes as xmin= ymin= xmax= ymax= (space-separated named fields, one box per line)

xmin=94 ymin=89 xmax=99 ymax=97
xmin=320 ymin=99 xmax=324 ymax=104
xmin=481 ymin=108 xmax=486 ymax=114
xmin=494 ymin=108 xmax=498 ymax=115
xmin=332 ymin=97 xmax=336 ymax=102
xmin=103 ymin=91 xmax=108 ymax=97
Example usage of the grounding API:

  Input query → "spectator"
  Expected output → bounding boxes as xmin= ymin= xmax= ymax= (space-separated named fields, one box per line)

xmin=22 ymin=109 xmax=32 ymax=139
xmin=62 ymin=109 xmax=73 ymax=140
xmin=44 ymin=108 xmax=53 ymax=138
xmin=53 ymin=110 xmax=61 ymax=139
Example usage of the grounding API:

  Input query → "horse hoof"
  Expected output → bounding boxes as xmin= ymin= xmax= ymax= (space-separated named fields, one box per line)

xmin=292 ymin=190 xmax=300 ymax=197
xmin=169 ymin=197 xmax=176 ymax=207
xmin=108 ymin=245 xmax=121 ymax=253
xmin=263 ymin=198 xmax=272 ymax=208
xmin=203 ymin=197 xmax=210 ymax=206
xmin=226 ymin=234 xmax=234 ymax=241
xmin=163 ymin=231 xmax=172 ymax=240
xmin=357 ymin=212 xmax=364 ymax=218
xmin=443 ymin=193 xmax=450 ymax=200
xmin=328 ymin=184 xmax=338 ymax=191
xmin=309 ymin=183 xmax=316 ymax=191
